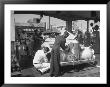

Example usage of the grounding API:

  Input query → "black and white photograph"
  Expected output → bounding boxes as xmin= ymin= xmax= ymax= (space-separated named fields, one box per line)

xmin=5 ymin=4 xmax=107 ymax=84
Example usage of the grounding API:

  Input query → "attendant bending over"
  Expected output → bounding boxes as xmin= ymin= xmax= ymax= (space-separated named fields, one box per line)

xmin=33 ymin=47 xmax=50 ymax=74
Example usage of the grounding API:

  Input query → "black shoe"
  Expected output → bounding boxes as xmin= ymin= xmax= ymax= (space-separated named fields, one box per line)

xmin=54 ymin=74 xmax=61 ymax=77
xmin=50 ymin=74 xmax=54 ymax=77
xmin=54 ymin=75 xmax=58 ymax=77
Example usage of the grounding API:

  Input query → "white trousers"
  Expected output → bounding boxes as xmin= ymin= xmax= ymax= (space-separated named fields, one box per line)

xmin=34 ymin=63 xmax=50 ymax=73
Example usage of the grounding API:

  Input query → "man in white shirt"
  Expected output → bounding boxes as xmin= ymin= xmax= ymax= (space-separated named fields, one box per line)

xmin=33 ymin=47 xmax=50 ymax=74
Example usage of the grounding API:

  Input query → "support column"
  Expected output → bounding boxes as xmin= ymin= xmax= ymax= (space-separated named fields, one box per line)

xmin=84 ymin=19 xmax=91 ymax=47
xmin=87 ymin=19 xmax=89 ymax=32
xmin=11 ymin=11 xmax=15 ymax=41
xmin=49 ymin=16 xmax=50 ymax=30
xmin=66 ymin=19 xmax=72 ymax=32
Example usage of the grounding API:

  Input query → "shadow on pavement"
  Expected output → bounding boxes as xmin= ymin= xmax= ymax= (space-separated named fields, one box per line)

xmin=60 ymin=61 xmax=98 ymax=76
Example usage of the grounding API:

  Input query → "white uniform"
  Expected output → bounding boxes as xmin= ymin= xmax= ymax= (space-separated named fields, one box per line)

xmin=33 ymin=50 xmax=50 ymax=73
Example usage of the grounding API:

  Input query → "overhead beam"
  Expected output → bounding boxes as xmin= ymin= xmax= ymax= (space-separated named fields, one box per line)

xmin=14 ymin=11 xmax=100 ymax=21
